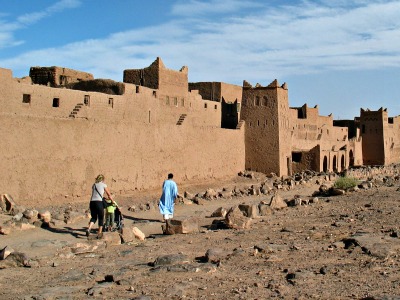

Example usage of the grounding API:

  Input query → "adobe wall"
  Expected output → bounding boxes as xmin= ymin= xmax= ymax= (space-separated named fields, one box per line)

xmin=0 ymin=67 xmax=244 ymax=204
xmin=360 ymin=109 xmax=385 ymax=165
xmin=241 ymin=82 xmax=281 ymax=174
xmin=124 ymin=57 xmax=188 ymax=98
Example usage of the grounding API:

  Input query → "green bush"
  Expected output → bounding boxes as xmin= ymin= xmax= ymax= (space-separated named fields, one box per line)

xmin=333 ymin=176 xmax=358 ymax=190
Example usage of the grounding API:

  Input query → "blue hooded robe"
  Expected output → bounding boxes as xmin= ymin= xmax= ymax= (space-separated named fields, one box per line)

xmin=159 ymin=179 xmax=178 ymax=216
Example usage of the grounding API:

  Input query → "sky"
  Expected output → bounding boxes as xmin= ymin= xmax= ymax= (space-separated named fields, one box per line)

xmin=1 ymin=0 xmax=400 ymax=119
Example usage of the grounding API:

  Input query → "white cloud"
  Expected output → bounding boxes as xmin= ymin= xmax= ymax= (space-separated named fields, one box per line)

xmin=0 ymin=0 xmax=81 ymax=49
xmin=1 ymin=0 xmax=400 ymax=86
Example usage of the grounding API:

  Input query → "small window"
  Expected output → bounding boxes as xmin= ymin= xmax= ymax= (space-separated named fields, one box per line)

xmin=255 ymin=96 xmax=260 ymax=106
xmin=257 ymin=120 xmax=260 ymax=126
xmin=214 ymin=105 xmax=217 ymax=109
xmin=22 ymin=94 xmax=31 ymax=104
xmin=292 ymin=152 xmax=302 ymax=162
xmin=84 ymin=95 xmax=90 ymax=106
xmin=174 ymin=97 xmax=178 ymax=106
xmin=148 ymin=110 xmax=151 ymax=123
xmin=204 ymin=103 xmax=207 ymax=109
xmin=152 ymin=91 xmax=157 ymax=97
xmin=52 ymin=98 xmax=60 ymax=108
xmin=108 ymin=98 xmax=114 ymax=108
xmin=136 ymin=86 xmax=140 ymax=93
xmin=166 ymin=96 xmax=170 ymax=105
xmin=181 ymin=98 xmax=185 ymax=107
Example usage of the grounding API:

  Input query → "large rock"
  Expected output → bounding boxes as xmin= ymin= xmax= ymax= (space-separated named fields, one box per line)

xmin=258 ymin=203 xmax=273 ymax=216
xmin=204 ymin=188 xmax=218 ymax=200
xmin=0 ymin=252 xmax=30 ymax=269
xmin=238 ymin=204 xmax=259 ymax=218
xmin=225 ymin=206 xmax=252 ymax=229
xmin=0 ymin=194 xmax=16 ymax=213
xmin=163 ymin=217 xmax=200 ymax=235
xmin=102 ymin=231 xmax=121 ymax=245
xmin=132 ymin=227 xmax=146 ymax=240
xmin=269 ymin=194 xmax=287 ymax=209
xmin=205 ymin=248 xmax=229 ymax=263
xmin=38 ymin=210 xmax=52 ymax=223
xmin=152 ymin=254 xmax=190 ymax=267
xmin=64 ymin=211 xmax=86 ymax=224
xmin=210 ymin=207 xmax=227 ymax=218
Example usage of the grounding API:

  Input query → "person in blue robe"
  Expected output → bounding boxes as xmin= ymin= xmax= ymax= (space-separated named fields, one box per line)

xmin=159 ymin=173 xmax=178 ymax=221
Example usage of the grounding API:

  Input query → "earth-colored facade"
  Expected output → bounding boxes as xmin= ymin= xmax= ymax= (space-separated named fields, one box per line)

xmin=0 ymin=57 xmax=394 ymax=203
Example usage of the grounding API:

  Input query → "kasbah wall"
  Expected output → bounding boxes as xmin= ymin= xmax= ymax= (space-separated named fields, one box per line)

xmin=0 ymin=57 xmax=398 ymax=205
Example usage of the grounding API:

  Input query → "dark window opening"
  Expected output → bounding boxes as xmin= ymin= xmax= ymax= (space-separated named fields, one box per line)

xmin=23 ymin=94 xmax=31 ymax=104
xmin=52 ymin=98 xmax=60 ymax=108
xmin=153 ymin=91 xmax=157 ymax=97
xmin=204 ymin=103 xmax=207 ymax=109
xmin=108 ymin=98 xmax=114 ymax=108
xmin=389 ymin=117 xmax=394 ymax=124
xmin=362 ymin=124 xmax=366 ymax=133
xmin=136 ymin=86 xmax=140 ymax=93
xmin=214 ymin=105 xmax=217 ymax=109
xmin=292 ymin=152 xmax=302 ymax=162
xmin=84 ymin=95 xmax=90 ymax=106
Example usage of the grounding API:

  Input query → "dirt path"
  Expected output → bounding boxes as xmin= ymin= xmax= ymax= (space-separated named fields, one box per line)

xmin=1 ymin=176 xmax=400 ymax=300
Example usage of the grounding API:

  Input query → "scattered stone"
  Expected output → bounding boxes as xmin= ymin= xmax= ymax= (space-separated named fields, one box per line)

xmin=163 ymin=217 xmax=199 ymax=234
xmin=211 ymin=207 xmax=227 ymax=218
xmin=269 ymin=194 xmax=287 ymax=209
xmin=225 ymin=206 xmax=252 ymax=229
xmin=205 ymin=248 xmax=228 ymax=263
xmin=0 ymin=252 xmax=30 ymax=268
xmin=238 ymin=204 xmax=259 ymax=218
xmin=102 ymin=231 xmax=122 ymax=245
xmin=152 ymin=254 xmax=190 ymax=267
xmin=132 ymin=226 xmax=146 ymax=241
xmin=258 ymin=203 xmax=272 ymax=216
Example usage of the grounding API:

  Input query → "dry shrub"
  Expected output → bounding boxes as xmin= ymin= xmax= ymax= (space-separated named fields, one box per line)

xmin=333 ymin=176 xmax=358 ymax=190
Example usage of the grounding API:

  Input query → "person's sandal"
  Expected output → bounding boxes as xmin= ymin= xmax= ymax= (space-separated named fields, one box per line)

xmin=86 ymin=230 xmax=90 ymax=237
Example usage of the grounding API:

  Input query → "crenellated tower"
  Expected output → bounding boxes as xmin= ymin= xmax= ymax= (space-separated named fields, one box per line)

xmin=240 ymin=79 xmax=291 ymax=176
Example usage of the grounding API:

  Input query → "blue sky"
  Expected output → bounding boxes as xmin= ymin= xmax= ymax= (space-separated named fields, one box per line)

xmin=1 ymin=0 xmax=400 ymax=119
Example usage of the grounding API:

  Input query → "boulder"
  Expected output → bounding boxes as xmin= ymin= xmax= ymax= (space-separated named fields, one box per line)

xmin=258 ymin=203 xmax=272 ymax=216
xmin=38 ymin=210 xmax=52 ymax=223
xmin=163 ymin=217 xmax=200 ymax=235
xmin=238 ymin=204 xmax=259 ymax=218
xmin=204 ymin=189 xmax=218 ymax=200
xmin=210 ymin=207 xmax=227 ymax=218
xmin=102 ymin=231 xmax=121 ymax=245
xmin=132 ymin=227 xmax=146 ymax=241
xmin=0 ymin=194 xmax=16 ymax=213
xmin=269 ymin=194 xmax=287 ymax=209
xmin=225 ymin=206 xmax=252 ymax=229
xmin=205 ymin=248 xmax=228 ymax=263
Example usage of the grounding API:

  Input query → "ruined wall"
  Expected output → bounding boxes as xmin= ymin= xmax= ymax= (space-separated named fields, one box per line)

xmin=29 ymin=66 xmax=93 ymax=87
xmin=0 ymin=67 xmax=244 ymax=204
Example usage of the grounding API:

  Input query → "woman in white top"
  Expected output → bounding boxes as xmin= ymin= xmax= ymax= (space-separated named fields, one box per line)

xmin=87 ymin=174 xmax=114 ymax=239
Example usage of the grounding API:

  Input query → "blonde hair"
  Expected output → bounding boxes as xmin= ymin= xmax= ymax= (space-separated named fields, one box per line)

xmin=95 ymin=174 xmax=105 ymax=183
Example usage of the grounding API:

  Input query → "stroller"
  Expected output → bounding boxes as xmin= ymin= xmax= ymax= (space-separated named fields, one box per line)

xmin=114 ymin=206 xmax=124 ymax=232
xmin=104 ymin=206 xmax=124 ymax=232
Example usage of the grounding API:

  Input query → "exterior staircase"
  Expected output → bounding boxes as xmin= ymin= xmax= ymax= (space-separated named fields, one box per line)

xmin=69 ymin=103 xmax=84 ymax=118
xmin=176 ymin=114 xmax=187 ymax=125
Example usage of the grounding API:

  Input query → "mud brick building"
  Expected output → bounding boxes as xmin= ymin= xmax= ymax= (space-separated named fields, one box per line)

xmin=0 ymin=57 xmax=395 ymax=203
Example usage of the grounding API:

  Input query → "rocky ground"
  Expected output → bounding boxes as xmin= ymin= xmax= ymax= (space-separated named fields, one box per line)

xmin=0 ymin=170 xmax=400 ymax=300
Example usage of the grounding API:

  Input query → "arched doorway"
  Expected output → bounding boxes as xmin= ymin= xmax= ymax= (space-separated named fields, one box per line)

xmin=323 ymin=156 xmax=328 ymax=172
xmin=349 ymin=150 xmax=354 ymax=166
xmin=333 ymin=155 xmax=337 ymax=172
xmin=341 ymin=154 xmax=345 ymax=171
